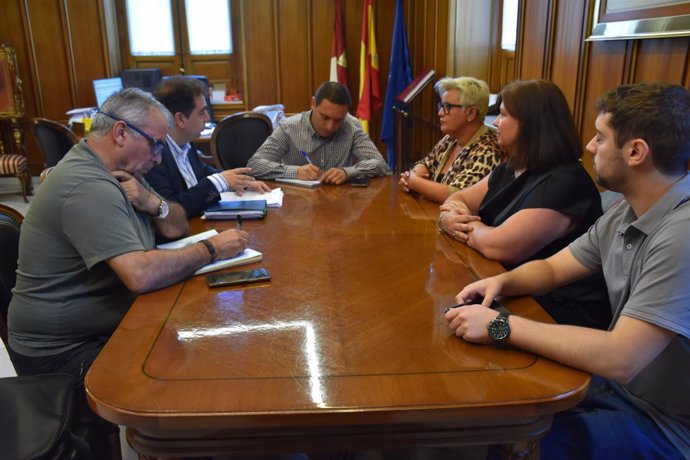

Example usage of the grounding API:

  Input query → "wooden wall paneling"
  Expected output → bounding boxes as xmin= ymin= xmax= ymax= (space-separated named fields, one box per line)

xmin=276 ymin=0 xmax=312 ymax=113
xmin=343 ymin=0 xmax=363 ymax=106
xmin=450 ymin=0 xmax=493 ymax=82
xmin=579 ymin=40 xmax=628 ymax=178
xmin=632 ymin=38 xmax=690 ymax=84
xmin=243 ymin=0 xmax=279 ymax=107
xmin=408 ymin=0 xmax=428 ymax=160
xmin=25 ymin=0 xmax=74 ymax=120
xmin=65 ymin=0 xmax=110 ymax=108
xmin=407 ymin=0 xmax=446 ymax=165
xmin=517 ymin=0 xmax=551 ymax=79
xmin=311 ymin=0 xmax=334 ymax=91
xmin=487 ymin=0 xmax=503 ymax=91
xmin=549 ymin=0 xmax=586 ymax=111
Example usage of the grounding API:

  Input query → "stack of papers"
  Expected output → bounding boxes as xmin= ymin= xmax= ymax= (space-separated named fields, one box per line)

xmin=275 ymin=178 xmax=321 ymax=188
xmin=219 ymin=188 xmax=284 ymax=207
xmin=157 ymin=229 xmax=263 ymax=275
xmin=203 ymin=200 xmax=267 ymax=220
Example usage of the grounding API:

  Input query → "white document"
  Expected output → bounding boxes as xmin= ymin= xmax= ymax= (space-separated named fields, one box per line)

xmin=157 ymin=229 xmax=263 ymax=275
xmin=275 ymin=178 xmax=321 ymax=188
xmin=220 ymin=188 xmax=284 ymax=207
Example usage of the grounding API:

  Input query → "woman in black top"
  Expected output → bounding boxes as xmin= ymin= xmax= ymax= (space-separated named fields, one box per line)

xmin=438 ymin=79 xmax=611 ymax=329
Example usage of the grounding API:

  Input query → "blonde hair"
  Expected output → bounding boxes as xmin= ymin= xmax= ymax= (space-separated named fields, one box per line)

xmin=434 ymin=76 xmax=490 ymax=120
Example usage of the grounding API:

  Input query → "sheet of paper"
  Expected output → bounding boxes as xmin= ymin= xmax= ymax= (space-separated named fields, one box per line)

xmin=156 ymin=229 xmax=263 ymax=275
xmin=275 ymin=178 xmax=321 ymax=188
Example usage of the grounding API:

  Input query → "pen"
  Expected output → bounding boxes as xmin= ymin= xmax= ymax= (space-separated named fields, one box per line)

xmin=236 ymin=215 xmax=242 ymax=231
xmin=300 ymin=150 xmax=313 ymax=165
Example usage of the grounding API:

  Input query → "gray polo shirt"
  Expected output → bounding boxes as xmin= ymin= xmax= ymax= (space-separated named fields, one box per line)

xmin=9 ymin=140 xmax=156 ymax=357
xmin=570 ymin=174 xmax=690 ymax=456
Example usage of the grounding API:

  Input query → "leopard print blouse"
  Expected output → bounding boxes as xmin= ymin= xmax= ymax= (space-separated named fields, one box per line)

xmin=416 ymin=127 xmax=505 ymax=193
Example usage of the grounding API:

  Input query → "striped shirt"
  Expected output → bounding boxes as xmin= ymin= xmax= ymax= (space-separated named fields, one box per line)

xmin=247 ymin=111 xmax=389 ymax=179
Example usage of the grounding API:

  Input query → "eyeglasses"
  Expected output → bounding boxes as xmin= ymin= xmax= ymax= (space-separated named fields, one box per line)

xmin=97 ymin=110 xmax=165 ymax=157
xmin=437 ymin=102 xmax=473 ymax=115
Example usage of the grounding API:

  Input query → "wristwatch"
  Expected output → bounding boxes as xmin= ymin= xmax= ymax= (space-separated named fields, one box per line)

xmin=154 ymin=199 xmax=169 ymax=220
xmin=487 ymin=310 xmax=511 ymax=343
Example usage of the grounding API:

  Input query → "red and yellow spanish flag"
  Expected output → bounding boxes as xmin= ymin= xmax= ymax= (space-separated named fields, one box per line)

xmin=355 ymin=0 xmax=382 ymax=134
xmin=329 ymin=0 xmax=349 ymax=88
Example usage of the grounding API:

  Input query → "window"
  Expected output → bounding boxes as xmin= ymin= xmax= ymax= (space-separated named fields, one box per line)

xmin=117 ymin=0 xmax=243 ymax=103
xmin=501 ymin=0 xmax=518 ymax=51
xmin=185 ymin=0 xmax=232 ymax=55
xmin=125 ymin=0 xmax=232 ymax=56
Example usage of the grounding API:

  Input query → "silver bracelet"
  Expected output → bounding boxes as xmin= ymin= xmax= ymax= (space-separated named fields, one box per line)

xmin=437 ymin=211 xmax=448 ymax=233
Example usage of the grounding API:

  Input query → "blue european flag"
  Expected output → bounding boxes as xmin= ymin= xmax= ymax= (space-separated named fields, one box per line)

xmin=381 ymin=0 xmax=413 ymax=171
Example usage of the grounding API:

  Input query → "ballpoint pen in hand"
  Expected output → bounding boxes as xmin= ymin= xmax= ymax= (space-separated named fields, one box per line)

xmin=300 ymin=150 xmax=313 ymax=165
xmin=236 ymin=215 xmax=243 ymax=231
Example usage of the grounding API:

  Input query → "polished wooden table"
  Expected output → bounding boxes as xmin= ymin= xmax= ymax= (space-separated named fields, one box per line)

xmin=86 ymin=177 xmax=589 ymax=458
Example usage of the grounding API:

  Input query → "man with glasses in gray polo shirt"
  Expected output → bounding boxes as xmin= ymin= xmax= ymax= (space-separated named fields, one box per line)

xmin=8 ymin=88 xmax=249 ymax=458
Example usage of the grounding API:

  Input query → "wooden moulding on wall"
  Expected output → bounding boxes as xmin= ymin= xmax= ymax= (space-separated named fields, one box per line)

xmin=588 ymin=0 xmax=690 ymax=41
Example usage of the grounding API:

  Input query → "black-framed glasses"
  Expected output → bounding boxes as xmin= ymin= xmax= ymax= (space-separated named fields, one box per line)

xmin=437 ymin=102 xmax=473 ymax=115
xmin=97 ymin=110 xmax=165 ymax=157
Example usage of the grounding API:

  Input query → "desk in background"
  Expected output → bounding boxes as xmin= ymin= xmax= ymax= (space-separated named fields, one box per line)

xmin=86 ymin=177 xmax=589 ymax=458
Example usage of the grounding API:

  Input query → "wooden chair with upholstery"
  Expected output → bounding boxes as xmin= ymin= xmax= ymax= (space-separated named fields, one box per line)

xmin=0 ymin=149 xmax=31 ymax=203
xmin=210 ymin=111 xmax=273 ymax=170
xmin=30 ymin=117 xmax=78 ymax=168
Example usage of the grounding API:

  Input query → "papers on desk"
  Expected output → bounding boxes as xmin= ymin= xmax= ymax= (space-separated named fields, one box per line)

xmin=275 ymin=178 xmax=321 ymax=188
xmin=220 ymin=188 xmax=284 ymax=207
xmin=203 ymin=200 xmax=267 ymax=220
xmin=157 ymin=229 xmax=263 ymax=275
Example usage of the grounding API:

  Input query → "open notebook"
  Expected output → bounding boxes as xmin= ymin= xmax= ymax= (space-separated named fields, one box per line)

xmin=157 ymin=229 xmax=262 ymax=275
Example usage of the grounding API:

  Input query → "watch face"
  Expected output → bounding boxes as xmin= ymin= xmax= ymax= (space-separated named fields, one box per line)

xmin=488 ymin=317 xmax=510 ymax=342
xmin=158 ymin=200 xmax=169 ymax=219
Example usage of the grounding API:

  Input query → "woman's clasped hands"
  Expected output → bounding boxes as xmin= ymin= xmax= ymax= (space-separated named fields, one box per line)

xmin=438 ymin=200 xmax=481 ymax=242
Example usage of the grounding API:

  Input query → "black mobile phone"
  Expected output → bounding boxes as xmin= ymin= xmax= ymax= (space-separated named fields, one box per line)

xmin=444 ymin=297 xmax=509 ymax=315
xmin=350 ymin=176 xmax=370 ymax=187
xmin=207 ymin=268 xmax=271 ymax=288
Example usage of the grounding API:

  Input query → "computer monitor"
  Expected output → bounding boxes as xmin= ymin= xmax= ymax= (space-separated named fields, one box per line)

xmin=121 ymin=68 xmax=162 ymax=93
xmin=93 ymin=77 xmax=123 ymax=107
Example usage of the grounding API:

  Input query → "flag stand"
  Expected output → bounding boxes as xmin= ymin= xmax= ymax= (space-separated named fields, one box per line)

xmin=393 ymin=69 xmax=435 ymax=174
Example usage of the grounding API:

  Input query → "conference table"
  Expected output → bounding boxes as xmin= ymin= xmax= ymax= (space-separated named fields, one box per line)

xmin=86 ymin=176 xmax=589 ymax=459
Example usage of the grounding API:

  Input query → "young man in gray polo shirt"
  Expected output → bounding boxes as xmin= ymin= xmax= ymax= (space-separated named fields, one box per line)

xmin=445 ymin=83 xmax=689 ymax=459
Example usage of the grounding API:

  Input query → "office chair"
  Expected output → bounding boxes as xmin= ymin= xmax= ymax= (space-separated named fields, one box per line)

xmin=30 ymin=117 xmax=79 ymax=168
xmin=0 ymin=206 xmax=78 ymax=458
xmin=0 ymin=204 xmax=119 ymax=459
xmin=210 ymin=112 xmax=272 ymax=170
xmin=0 ymin=205 xmax=21 ymax=348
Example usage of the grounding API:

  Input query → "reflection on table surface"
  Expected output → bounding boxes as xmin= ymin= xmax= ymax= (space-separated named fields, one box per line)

xmin=86 ymin=176 xmax=589 ymax=457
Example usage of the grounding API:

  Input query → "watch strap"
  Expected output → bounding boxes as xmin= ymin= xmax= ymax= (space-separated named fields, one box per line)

xmin=199 ymin=239 xmax=217 ymax=263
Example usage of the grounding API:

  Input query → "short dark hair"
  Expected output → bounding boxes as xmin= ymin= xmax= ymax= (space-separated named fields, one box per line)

xmin=595 ymin=83 xmax=690 ymax=176
xmin=314 ymin=81 xmax=352 ymax=109
xmin=500 ymin=79 xmax=582 ymax=172
xmin=153 ymin=76 xmax=206 ymax=118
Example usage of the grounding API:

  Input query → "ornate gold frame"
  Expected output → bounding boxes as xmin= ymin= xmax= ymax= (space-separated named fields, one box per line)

xmin=0 ymin=44 xmax=24 ymax=119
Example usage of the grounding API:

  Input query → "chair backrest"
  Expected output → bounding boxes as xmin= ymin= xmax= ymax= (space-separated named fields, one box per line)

xmin=210 ymin=112 xmax=272 ymax=170
xmin=0 ymin=205 xmax=22 ymax=349
xmin=30 ymin=118 xmax=79 ymax=168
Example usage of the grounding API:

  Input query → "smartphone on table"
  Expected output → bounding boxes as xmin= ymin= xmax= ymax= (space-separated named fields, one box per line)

xmin=207 ymin=268 xmax=271 ymax=288
xmin=350 ymin=176 xmax=370 ymax=187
